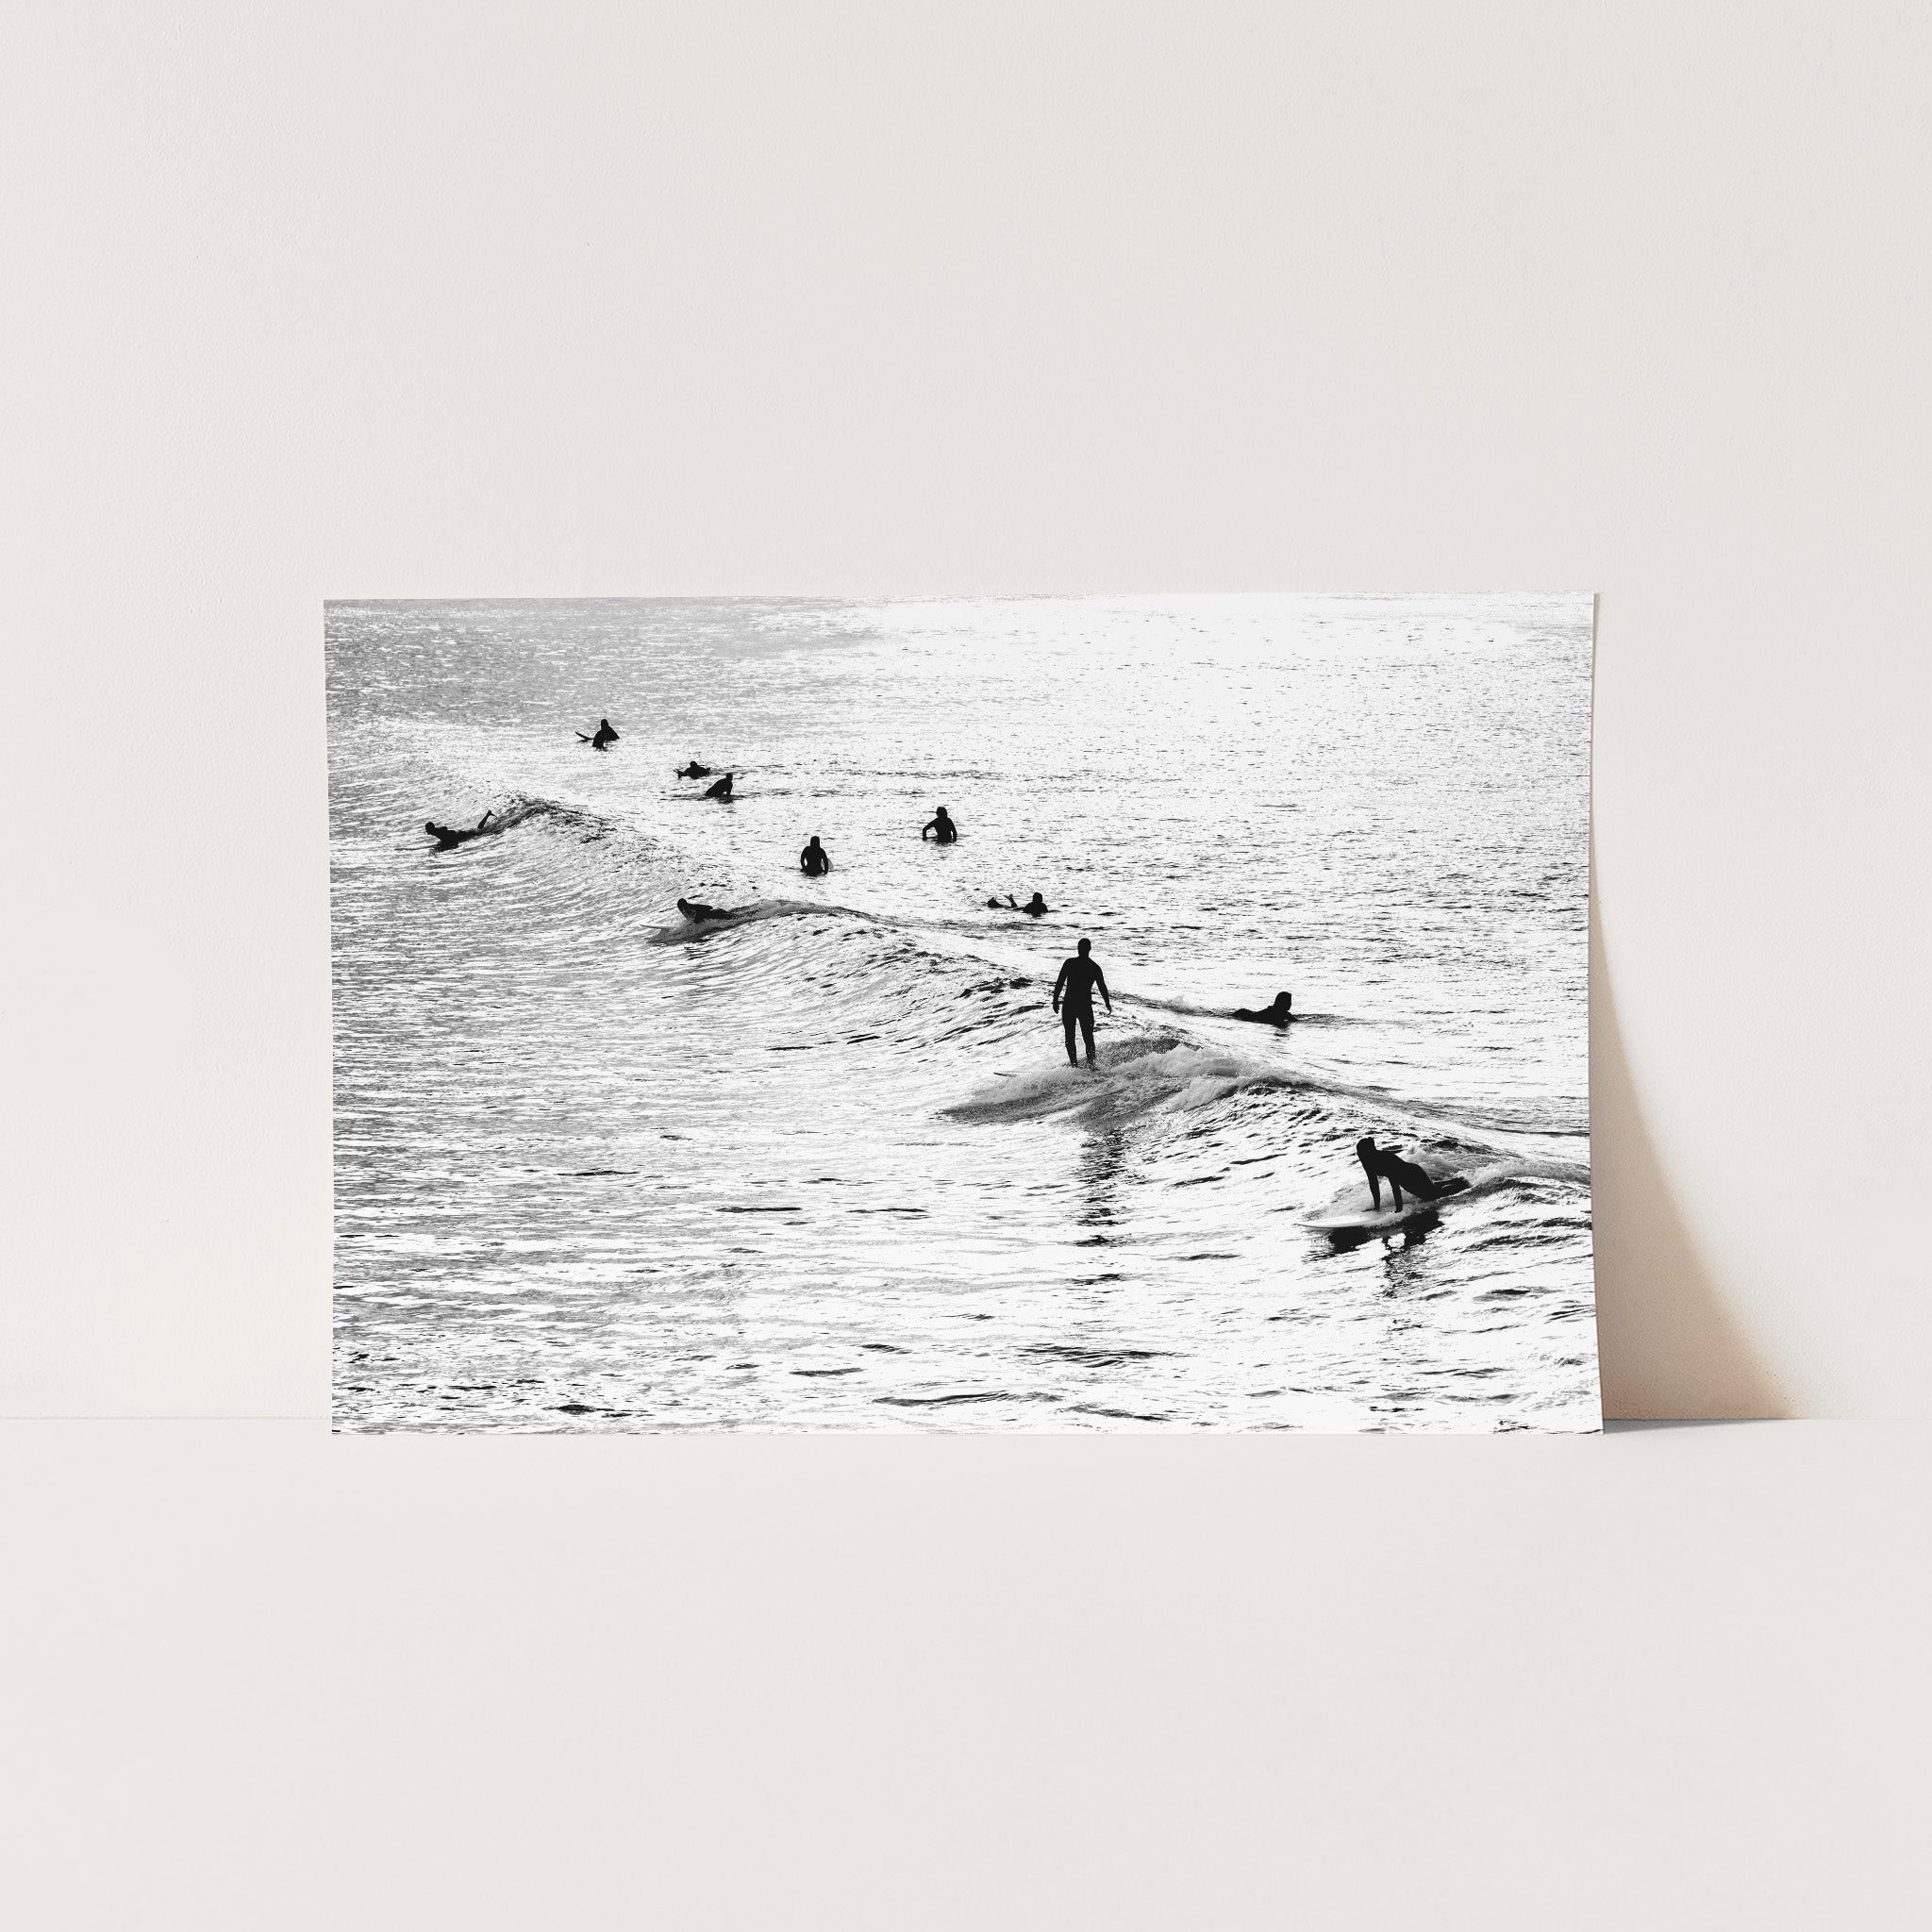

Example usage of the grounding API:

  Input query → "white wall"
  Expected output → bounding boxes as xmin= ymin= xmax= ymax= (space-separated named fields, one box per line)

xmin=3 ymin=1 xmax=1926 ymax=1416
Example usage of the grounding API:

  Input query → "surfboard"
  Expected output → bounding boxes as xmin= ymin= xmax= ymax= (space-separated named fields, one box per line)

xmin=1307 ymin=1188 xmax=1449 ymax=1236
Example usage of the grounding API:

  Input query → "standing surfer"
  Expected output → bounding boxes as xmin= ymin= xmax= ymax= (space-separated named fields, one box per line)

xmin=1051 ymin=938 xmax=1113 ymax=1070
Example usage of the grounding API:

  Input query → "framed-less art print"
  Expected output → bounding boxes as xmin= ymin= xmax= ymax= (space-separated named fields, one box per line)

xmin=328 ymin=593 xmax=1595 ymax=1433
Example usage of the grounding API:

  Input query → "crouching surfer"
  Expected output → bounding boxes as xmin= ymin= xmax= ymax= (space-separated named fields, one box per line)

xmin=425 ymin=810 xmax=495 ymax=851
xmin=1356 ymin=1135 xmax=1468 ymax=1210
xmin=676 ymin=896 xmax=735 ymax=924
xmin=1232 ymin=991 xmax=1293 ymax=1025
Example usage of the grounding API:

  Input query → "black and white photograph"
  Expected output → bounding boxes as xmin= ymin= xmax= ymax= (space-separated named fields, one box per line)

xmin=329 ymin=593 xmax=1596 ymax=1431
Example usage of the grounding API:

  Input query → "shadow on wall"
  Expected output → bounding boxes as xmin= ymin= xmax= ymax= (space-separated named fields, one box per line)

xmin=1591 ymin=889 xmax=1790 ymax=1419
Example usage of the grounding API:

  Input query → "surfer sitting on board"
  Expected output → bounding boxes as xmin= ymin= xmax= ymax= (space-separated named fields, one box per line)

xmin=800 ymin=835 xmax=832 ymax=876
xmin=1052 ymin=938 xmax=1113 ymax=1070
xmin=425 ymin=810 xmax=495 ymax=851
xmin=1356 ymin=1135 xmax=1468 ymax=1209
xmin=676 ymin=761 xmax=713 ymax=778
xmin=921 ymin=805 xmax=958 ymax=844
xmin=577 ymin=718 xmax=619 ymax=750
xmin=987 ymin=892 xmax=1049 ymax=916
xmin=1233 ymin=991 xmax=1293 ymax=1024
xmin=676 ymin=897 xmax=734 ymax=924
xmin=705 ymin=772 xmax=735 ymax=801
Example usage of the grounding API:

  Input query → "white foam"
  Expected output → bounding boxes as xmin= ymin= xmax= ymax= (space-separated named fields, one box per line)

xmin=945 ymin=1036 xmax=1280 ymax=1124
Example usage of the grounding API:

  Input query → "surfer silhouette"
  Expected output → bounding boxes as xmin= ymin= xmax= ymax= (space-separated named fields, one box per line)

xmin=1356 ymin=1135 xmax=1468 ymax=1210
xmin=676 ymin=896 xmax=732 ymax=924
xmin=676 ymin=761 xmax=713 ymax=778
xmin=705 ymin=772 xmax=735 ymax=801
xmin=921 ymin=805 xmax=957 ymax=844
xmin=1233 ymin=991 xmax=1293 ymax=1024
xmin=800 ymin=835 xmax=832 ymax=876
xmin=425 ymin=810 xmax=494 ymax=851
xmin=1052 ymin=938 xmax=1113 ymax=1069
xmin=987 ymin=892 xmax=1049 ymax=916
xmin=577 ymin=718 xmax=619 ymax=750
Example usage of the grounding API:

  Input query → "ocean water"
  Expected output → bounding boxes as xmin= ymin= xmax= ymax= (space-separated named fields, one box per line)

xmin=328 ymin=594 xmax=1596 ymax=1433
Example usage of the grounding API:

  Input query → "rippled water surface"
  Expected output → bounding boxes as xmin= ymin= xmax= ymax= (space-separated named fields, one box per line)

xmin=329 ymin=594 xmax=1596 ymax=1432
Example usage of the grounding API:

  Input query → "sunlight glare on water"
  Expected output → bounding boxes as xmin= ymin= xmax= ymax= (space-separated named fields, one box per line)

xmin=328 ymin=594 xmax=1596 ymax=1433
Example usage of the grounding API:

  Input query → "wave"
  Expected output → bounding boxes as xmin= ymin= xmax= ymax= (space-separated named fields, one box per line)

xmin=641 ymin=896 xmax=1033 ymax=957
xmin=941 ymin=1028 xmax=1589 ymax=1162
xmin=487 ymin=793 xmax=617 ymax=841
xmin=431 ymin=786 xmax=1587 ymax=1162
xmin=643 ymin=896 xmax=878 ymax=944
xmin=944 ymin=1031 xmax=1362 ymax=1125
xmin=625 ymin=876 xmax=1586 ymax=1153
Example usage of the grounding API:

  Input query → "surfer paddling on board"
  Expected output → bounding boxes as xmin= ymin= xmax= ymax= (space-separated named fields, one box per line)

xmin=800 ymin=835 xmax=832 ymax=876
xmin=676 ymin=896 xmax=734 ymax=924
xmin=987 ymin=892 xmax=1049 ymax=916
xmin=676 ymin=761 xmax=713 ymax=779
xmin=705 ymin=772 xmax=735 ymax=801
xmin=577 ymin=719 xmax=619 ymax=750
xmin=921 ymin=805 xmax=958 ymax=844
xmin=425 ymin=810 xmax=495 ymax=851
xmin=1052 ymin=939 xmax=1113 ymax=1070
xmin=1356 ymin=1136 xmax=1468 ymax=1210
xmin=1232 ymin=991 xmax=1293 ymax=1025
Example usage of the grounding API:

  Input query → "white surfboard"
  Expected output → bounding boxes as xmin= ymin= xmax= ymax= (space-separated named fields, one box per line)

xmin=1307 ymin=1187 xmax=1452 ymax=1236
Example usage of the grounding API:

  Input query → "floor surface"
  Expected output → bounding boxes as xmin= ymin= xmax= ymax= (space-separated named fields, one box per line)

xmin=3 ymin=1419 xmax=1924 ymax=1928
